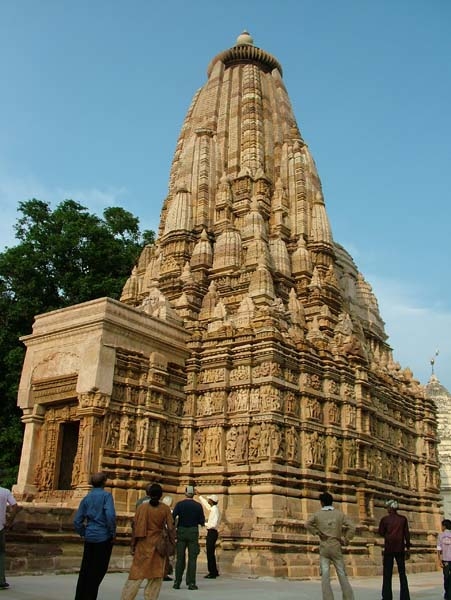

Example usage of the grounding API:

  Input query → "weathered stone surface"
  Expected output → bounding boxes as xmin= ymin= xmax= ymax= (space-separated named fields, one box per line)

xmin=13 ymin=32 xmax=442 ymax=576
xmin=426 ymin=375 xmax=451 ymax=516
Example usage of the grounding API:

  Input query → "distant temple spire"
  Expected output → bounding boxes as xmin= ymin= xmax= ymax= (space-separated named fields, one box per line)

xmin=430 ymin=349 xmax=440 ymax=376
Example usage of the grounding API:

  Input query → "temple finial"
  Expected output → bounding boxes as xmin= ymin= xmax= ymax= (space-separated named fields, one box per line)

xmin=236 ymin=30 xmax=254 ymax=46
xmin=430 ymin=349 xmax=440 ymax=375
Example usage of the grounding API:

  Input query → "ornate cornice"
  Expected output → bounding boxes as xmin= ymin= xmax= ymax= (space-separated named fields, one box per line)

xmin=207 ymin=44 xmax=282 ymax=77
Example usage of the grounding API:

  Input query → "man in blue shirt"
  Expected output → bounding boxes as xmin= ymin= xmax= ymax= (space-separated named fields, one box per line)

xmin=172 ymin=485 xmax=205 ymax=590
xmin=73 ymin=472 xmax=116 ymax=600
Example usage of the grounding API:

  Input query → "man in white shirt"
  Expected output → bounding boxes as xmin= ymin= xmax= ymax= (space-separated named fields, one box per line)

xmin=199 ymin=494 xmax=221 ymax=579
xmin=0 ymin=486 xmax=19 ymax=590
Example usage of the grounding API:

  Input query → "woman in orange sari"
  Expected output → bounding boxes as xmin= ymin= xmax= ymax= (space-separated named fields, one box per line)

xmin=121 ymin=483 xmax=175 ymax=600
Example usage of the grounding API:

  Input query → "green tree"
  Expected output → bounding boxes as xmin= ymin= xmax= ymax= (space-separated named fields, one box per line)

xmin=0 ymin=199 xmax=154 ymax=488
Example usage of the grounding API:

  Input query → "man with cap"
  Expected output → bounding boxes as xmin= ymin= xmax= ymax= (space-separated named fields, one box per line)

xmin=172 ymin=485 xmax=205 ymax=590
xmin=378 ymin=499 xmax=411 ymax=600
xmin=199 ymin=494 xmax=221 ymax=579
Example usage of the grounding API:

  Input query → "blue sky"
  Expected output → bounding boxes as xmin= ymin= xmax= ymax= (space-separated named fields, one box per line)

xmin=1 ymin=0 xmax=450 ymax=390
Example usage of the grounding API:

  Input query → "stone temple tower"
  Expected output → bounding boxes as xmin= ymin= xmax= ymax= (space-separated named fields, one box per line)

xmin=426 ymin=374 xmax=451 ymax=517
xmin=15 ymin=33 xmax=441 ymax=576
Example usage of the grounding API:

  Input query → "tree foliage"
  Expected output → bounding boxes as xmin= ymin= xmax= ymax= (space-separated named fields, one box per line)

xmin=0 ymin=199 xmax=154 ymax=488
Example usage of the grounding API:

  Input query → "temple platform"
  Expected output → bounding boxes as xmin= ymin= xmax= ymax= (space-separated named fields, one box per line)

xmin=2 ymin=570 xmax=445 ymax=599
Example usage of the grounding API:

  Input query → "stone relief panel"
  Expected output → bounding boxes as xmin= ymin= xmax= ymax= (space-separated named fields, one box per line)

xmin=79 ymin=390 xmax=109 ymax=409
xmin=71 ymin=435 xmax=83 ymax=489
xmin=252 ymin=361 xmax=282 ymax=379
xmin=196 ymin=390 xmax=225 ymax=416
xmin=325 ymin=379 xmax=339 ymax=396
xmin=192 ymin=426 xmax=224 ymax=465
xmin=230 ymin=365 xmax=251 ymax=383
xmin=227 ymin=388 xmax=250 ymax=412
xmin=342 ymin=381 xmax=356 ymax=401
xmin=260 ymin=386 xmax=282 ymax=412
xmin=183 ymin=394 xmax=194 ymax=417
xmin=326 ymin=435 xmax=342 ymax=470
xmin=256 ymin=422 xmax=284 ymax=460
xmin=327 ymin=402 xmax=341 ymax=425
xmin=34 ymin=403 xmax=79 ymax=492
xmin=301 ymin=372 xmax=323 ymax=391
xmin=220 ymin=422 xmax=293 ymax=463
xmin=198 ymin=368 xmax=226 ymax=384
xmin=179 ymin=428 xmax=191 ymax=463
xmin=343 ymin=438 xmax=357 ymax=469
xmin=305 ymin=397 xmax=323 ymax=421
xmin=304 ymin=431 xmax=325 ymax=467
xmin=35 ymin=413 xmax=58 ymax=490
xmin=113 ymin=382 xmax=126 ymax=403
xmin=159 ymin=422 xmax=179 ymax=457
xmin=249 ymin=388 xmax=261 ymax=412
xmin=310 ymin=374 xmax=322 ymax=391
xmin=136 ymin=417 xmax=150 ymax=451
xmin=284 ymin=391 xmax=299 ymax=416
xmin=119 ymin=414 xmax=136 ymax=450
xmin=234 ymin=424 xmax=249 ymax=461
xmin=225 ymin=426 xmax=237 ymax=461
xmin=105 ymin=411 xmax=166 ymax=456
xmin=368 ymin=447 xmax=383 ymax=478
xmin=225 ymin=384 xmax=287 ymax=414
xmin=285 ymin=425 xmax=300 ymax=464
xmin=345 ymin=404 xmax=357 ymax=429
xmin=146 ymin=391 xmax=163 ymax=407
xmin=248 ymin=424 xmax=261 ymax=460
xmin=105 ymin=413 xmax=121 ymax=449
xmin=204 ymin=426 xmax=222 ymax=463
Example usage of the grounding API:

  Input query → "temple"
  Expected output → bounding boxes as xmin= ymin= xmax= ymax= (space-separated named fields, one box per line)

xmin=426 ymin=372 xmax=451 ymax=516
xmin=13 ymin=32 xmax=441 ymax=576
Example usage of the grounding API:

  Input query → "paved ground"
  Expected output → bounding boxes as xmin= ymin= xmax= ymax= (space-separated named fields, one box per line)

xmin=2 ymin=571 xmax=445 ymax=599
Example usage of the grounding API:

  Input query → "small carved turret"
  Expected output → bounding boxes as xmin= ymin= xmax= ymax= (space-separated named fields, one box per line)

xmin=211 ymin=227 xmax=242 ymax=273
xmin=164 ymin=187 xmax=192 ymax=234
xmin=248 ymin=256 xmax=275 ymax=305
xmin=309 ymin=191 xmax=335 ymax=272
xmin=191 ymin=229 xmax=213 ymax=270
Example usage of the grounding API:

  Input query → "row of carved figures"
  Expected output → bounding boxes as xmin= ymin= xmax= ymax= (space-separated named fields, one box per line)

xmin=102 ymin=413 xmax=430 ymax=486
xmin=33 ymin=409 xmax=438 ymax=492
xmin=108 ymin=389 xmax=422 ymax=456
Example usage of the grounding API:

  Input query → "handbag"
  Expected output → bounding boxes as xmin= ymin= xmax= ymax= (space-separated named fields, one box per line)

xmin=155 ymin=522 xmax=175 ymax=557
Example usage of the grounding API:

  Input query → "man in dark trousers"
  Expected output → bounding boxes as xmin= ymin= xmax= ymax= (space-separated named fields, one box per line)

xmin=378 ymin=499 xmax=410 ymax=600
xmin=305 ymin=491 xmax=355 ymax=600
xmin=199 ymin=494 xmax=221 ymax=579
xmin=437 ymin=519 xmax=451 ymax=600
xmin=0 ymin=483 xmax=19 ymax=590
xmin=73 ymin=472 xmax=116 ymax=600
xmin=172 ymin=485 xmax=205 ymax=590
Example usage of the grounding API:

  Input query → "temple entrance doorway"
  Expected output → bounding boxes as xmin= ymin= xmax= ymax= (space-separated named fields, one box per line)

xmin=57 ymin=421 xmax=80 ymax=490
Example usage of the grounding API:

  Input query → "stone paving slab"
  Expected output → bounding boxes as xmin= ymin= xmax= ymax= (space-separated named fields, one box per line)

xmin=3 ymin=571 xmax=445 ymax=599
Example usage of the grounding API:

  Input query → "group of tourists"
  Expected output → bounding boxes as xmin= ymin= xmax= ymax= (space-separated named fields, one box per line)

xmin=2 ymin=474 xmax=451 ymax=600
xmin=73 ymin=475 xmax=221 ymax=599
xmin=305 ymin=493 xmax=450 ymax=600
xmin=306 ymin=492 xmax=411 ymax=600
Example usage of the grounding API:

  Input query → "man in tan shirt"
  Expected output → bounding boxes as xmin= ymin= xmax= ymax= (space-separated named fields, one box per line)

xmin=305 ymin=491 xmax=355 ymax=600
